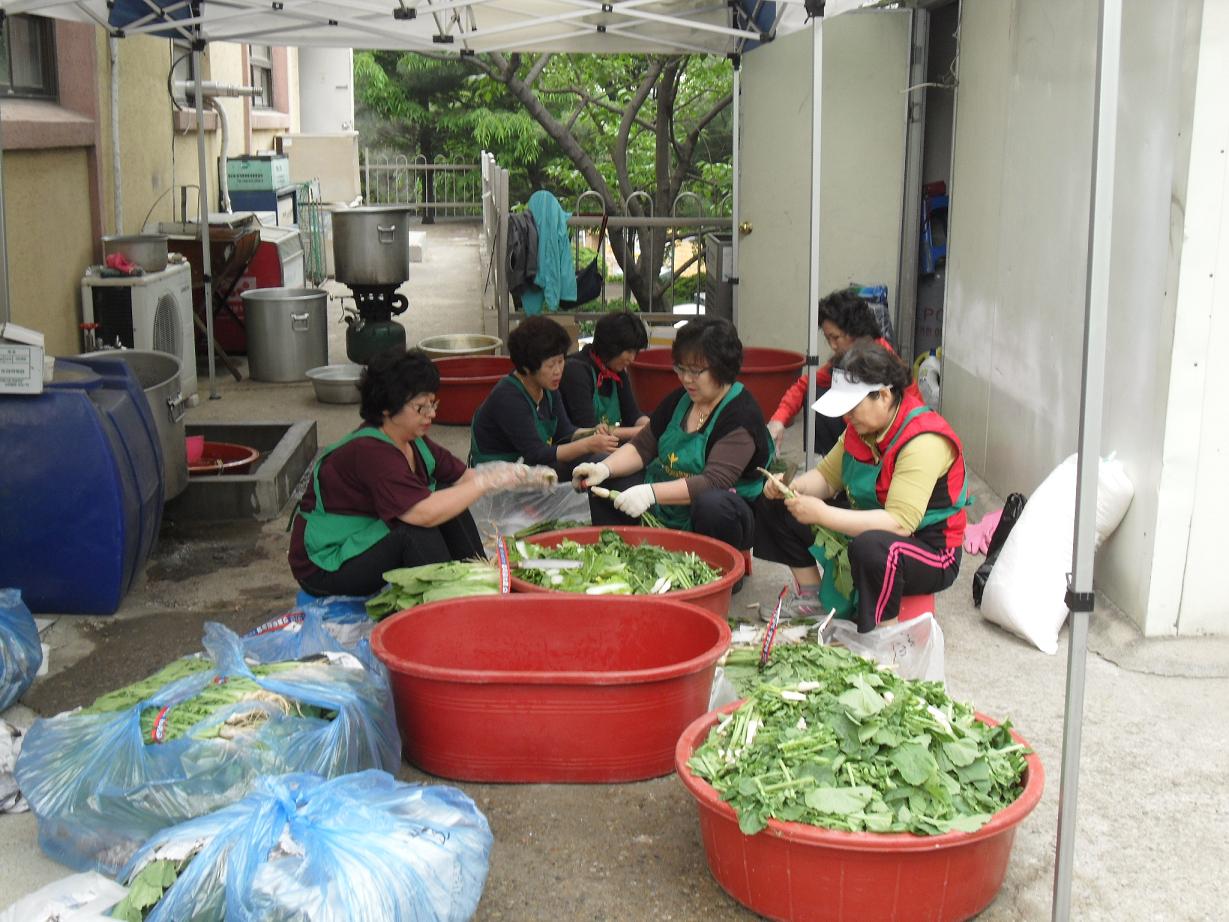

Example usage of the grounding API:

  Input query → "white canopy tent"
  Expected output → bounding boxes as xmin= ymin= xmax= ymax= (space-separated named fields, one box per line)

xmin=0 ymin=1 xmax=1117 ymax=916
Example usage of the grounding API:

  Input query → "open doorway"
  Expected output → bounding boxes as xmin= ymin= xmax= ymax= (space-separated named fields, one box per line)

xmin=899 ymin=1 xmax=960 ymax=403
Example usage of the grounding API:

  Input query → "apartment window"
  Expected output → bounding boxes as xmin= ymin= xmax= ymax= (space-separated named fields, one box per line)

xmin=249 ymin=44 xmax=273 ymax=109
xmin=0 ymin=15 xmax=57 ymax=99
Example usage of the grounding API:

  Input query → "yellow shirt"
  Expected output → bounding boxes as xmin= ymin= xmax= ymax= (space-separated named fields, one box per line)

xmin=818 ymin=425 xmax=957 ymax=534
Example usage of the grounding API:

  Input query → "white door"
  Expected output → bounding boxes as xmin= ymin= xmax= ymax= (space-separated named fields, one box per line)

xmin=738 ymin=11 xmax=912 ymax=354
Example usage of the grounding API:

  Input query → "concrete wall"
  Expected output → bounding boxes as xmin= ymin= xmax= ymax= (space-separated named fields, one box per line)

xmin=738 ymin=12 xmax=909 ymax=353
xmin=944 ymin=0 xmax=1221 ymax=635
xmin=1154 ymin=0 xmax=1229 ymax=635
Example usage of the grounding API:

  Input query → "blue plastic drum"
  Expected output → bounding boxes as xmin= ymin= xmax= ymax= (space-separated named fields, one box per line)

xmin=0 ymin=358 xmax=164 ymax=614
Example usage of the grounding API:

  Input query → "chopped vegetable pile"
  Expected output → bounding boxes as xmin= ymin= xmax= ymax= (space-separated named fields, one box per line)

xmin=509 ymin=528 xmax=722 ymax=595
xmin=366 ymin=561 xmax=500 ymax=620
xmin=690 ymin=644 xmax=1029 ymax=836
xmin=81 ymin=657 xmax=328 ymax=745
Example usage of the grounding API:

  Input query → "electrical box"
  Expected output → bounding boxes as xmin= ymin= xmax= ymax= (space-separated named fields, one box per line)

xmin=226 ymin=155 xmax=291 ymax=192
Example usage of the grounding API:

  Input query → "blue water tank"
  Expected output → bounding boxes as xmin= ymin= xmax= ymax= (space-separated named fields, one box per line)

xmin=0 ymin=358 xmax=164 ymax=614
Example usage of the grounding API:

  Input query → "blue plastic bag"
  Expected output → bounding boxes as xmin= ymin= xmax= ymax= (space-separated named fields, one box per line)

xmin=14 ymin=623 xmax=401 ymax=875
xmin=120 ymin=771 xmax=492 ymax=922
xmin=0 ymin=588 xmax=42 ymax=712
xmin=242 ymin=602 xmax=383 ymax=675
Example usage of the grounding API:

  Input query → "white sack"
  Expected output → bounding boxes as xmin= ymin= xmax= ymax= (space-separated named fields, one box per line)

xmin=980 ymin=453 xmax=1133 ymax=654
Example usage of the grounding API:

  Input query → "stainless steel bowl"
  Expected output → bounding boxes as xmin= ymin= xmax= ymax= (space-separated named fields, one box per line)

xmin=417 ymin=334 xmax=503 ymax=361
xmin=306 ymin=364 xmax=363 ymax=404
xmin=101 ymin=234 xmax=170 ymax=273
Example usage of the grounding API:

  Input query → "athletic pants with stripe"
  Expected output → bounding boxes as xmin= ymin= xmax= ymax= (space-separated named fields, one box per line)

xmin=754 ymin=497 xmax=961 ymax=631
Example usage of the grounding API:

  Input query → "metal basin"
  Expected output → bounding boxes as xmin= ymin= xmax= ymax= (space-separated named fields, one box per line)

xmin=306 ymin=364 xmax=363 ymax=404
xmin=417 ymin=334 xmax=503 ymax=361
xmin=101 ymin=234 xmax=169 ymax=273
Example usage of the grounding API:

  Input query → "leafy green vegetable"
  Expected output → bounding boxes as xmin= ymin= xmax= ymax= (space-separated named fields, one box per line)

xmin=111 ymin=858 xmax=188 ymax=921
xmin=366 ymin=561 xmax=500 ymax=620
xmin=812 ymin=524 xmax=854 ymax=598
xmin=510 ymin=518 xmax=588 ymax=539
xmin=509 ymin=529 xmax=721 ymax=595
xmin=688 ymin=644 xmax=1029 ymax=837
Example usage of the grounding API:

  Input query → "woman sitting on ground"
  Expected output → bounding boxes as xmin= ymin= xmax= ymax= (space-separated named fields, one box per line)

xmin=766 ymin=289 xmax=894 ymax=454
xmin=754 ymin=341 xmax=969 ymax=630
xmin=290 ymin=348 xmax=541 ymax=598
xmin=559 ymin=310 xmax=651 ymax=441
xmin=572 ymin=317 xmax=774 ymax=552
xmin=470 ymin=315 xmax=618 ymax=479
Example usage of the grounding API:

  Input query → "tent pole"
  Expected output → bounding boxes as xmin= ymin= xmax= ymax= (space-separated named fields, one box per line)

xmin=193 ymin=40 xmax=219 ymax=400
xmin=804 ymin=13 xmax=824 ymax=473
xmin=1052 ymin=0 xmax=1121 ymax=917
xmin=730 ymin=58 xmax=740 ymax=329
xmin=0 ymin=95 xmax=11 ymax=327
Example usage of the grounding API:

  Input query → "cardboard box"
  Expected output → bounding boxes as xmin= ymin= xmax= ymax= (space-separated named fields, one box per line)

xmin=0 ymin=323 xmax=46 ymax=394
xmin=226 ymin=155 xmax=292 ymax=192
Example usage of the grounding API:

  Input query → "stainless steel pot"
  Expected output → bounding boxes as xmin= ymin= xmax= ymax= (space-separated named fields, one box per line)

xmin=79 ymin=349 xmax=188 ymax=500
xmin=331 ymin=207 xmax=413 ymax=286
xmin=101 ymin=234 xmax=170 ymax=273
xmin=241 ymin=288 xmax=329 ymax=382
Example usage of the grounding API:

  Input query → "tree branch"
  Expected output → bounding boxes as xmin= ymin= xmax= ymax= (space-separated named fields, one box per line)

xmin=538 ymin=86 xmax=656 ymax=133
xmin=670 ymin=91 xmax=732 ymax=194
xmin=524 ymin=53 xmax=551 ymax=89
xmin=615 ymin=58 xmax=666 ymax=208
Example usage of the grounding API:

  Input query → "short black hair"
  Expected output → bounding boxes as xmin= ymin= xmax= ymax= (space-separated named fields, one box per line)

xmin=508 ymin=316 xmax=572 ymax=373
xmin=359 ymin=347 xmax=440 ymax=424
xmin=672 ymin=317 xmax=742 ymax=385
xmin=817 ymin=289 xmax=881 ymax=339
xmin=836 ymin=340 xmax=911 ymax=404
xmin=592 ymin=311 xmax=648 ymax=362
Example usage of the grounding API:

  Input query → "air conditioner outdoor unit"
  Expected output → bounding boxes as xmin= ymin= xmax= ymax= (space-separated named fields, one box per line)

xmin=80 ymin=261 xmax=198 ymax=401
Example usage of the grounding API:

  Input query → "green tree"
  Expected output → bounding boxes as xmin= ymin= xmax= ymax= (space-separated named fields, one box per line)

xmin=355 ymin=51 xmax=732 ymax=307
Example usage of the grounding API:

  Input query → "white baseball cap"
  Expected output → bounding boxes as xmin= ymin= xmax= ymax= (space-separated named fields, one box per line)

xmin=812 ymin=369 xmax=887 ymax=417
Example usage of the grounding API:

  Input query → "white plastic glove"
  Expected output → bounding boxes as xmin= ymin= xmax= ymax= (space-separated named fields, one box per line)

xmin=571 ymin=461 xmax=610 ymax=491
xmin=766 ymin=419 xmax=786 ymax=449
xmin=613 ymin=483 xmax=656 ymax=519
xmin=472 ymin=461 xmax=557 ymax=493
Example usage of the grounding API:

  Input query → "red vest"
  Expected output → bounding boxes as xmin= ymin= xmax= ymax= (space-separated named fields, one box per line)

xmin=842 ymin=389 xmax=968 ymax=548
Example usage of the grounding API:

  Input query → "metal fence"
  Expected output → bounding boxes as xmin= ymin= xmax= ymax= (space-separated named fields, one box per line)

xmin=362 ymin=151 xmax=483 ymax=217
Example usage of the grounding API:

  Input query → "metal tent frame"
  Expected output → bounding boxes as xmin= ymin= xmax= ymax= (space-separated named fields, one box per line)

xmin=0 ymin=0 xmax=1117 ymax=915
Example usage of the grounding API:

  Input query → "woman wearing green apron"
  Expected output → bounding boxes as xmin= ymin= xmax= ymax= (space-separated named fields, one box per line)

xmin=290 ymin=349 xmax=539 ymax=597
xmin=560 ymin=311 xmax=650 ymax=441
xmin=754 ymin=342 xmax=970 ymax=631
xmin=572 ymin=317 xmax=774 ymax=552
xmin=470 ymin=316 xmax=619 ymax=479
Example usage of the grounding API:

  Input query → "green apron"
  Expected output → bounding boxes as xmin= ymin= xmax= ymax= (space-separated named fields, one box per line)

xmin=469 ymin=375 xmax=558 ymax=464
xmin=301 ymin=428 xmax=437 ymax=572
xmin=642 ymin=382 xmax=771 ymax=530
xmin=810 ymin=406 xmax=969 ymax=618
xmin=590 ymin=365 xmax=623 ymax=427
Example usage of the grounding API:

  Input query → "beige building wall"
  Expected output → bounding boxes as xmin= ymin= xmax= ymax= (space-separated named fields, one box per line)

xmin=3 ymin=23 xmax=299 ymax=359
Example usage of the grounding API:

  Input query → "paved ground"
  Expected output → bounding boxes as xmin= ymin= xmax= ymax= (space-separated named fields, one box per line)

xmin=2 ymin=221 xmax=1226 ymax=920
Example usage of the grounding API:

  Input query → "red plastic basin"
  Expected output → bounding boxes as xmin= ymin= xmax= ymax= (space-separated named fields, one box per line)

xmin=675 ymin=703 xmax=1045 ymax=922
xmin=187 ymin=441 xmax=261 ymax=476
xmin=432 ymin=355 xmax=514 ymax=425
xmin=628 ymin=346 xmax=804 ymax=418
xmin=508 ymin=525 xmax=744 ymax=618
xmin=371 ymin=593 xmax=731 ymax=783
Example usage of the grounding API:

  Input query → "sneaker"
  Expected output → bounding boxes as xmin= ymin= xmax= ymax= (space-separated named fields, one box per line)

xmin=760 ymin=583 xmax=822 ymax=623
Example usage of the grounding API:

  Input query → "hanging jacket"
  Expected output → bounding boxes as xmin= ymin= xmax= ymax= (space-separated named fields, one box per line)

xmin=519 ymin=190 xmax=577 ymax=315
xmin=507 ymin=211 xmax=539 ymax=296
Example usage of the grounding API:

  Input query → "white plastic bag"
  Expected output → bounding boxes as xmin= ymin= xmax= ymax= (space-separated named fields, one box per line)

xmin=470 ymin=483 xmax=592 ymax=550
xmin=0 ymin=872 xmax=127 ymax=922
xmin=980 ymin=453 xmax=1134 ymax=654
xmin=828 ymin=612 xmax=946 ymax=683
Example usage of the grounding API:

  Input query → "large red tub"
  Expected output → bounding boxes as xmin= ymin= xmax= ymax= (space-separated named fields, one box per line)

xmin=629 ymin=346 xmax=804 ymax=418
xmin=432 ymin=355 xmax=514 ymax=425
xmin=675 ymin=704 xmax=1044 ymax=922
xmin=508 ymin=525 xmax=744 ymax=618
xmin=371 ymin=593 xmax=730 ymax=783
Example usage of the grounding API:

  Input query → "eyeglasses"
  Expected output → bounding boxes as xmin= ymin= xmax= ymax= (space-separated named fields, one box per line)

xmin=408 ymin=399 xmax=440 ymax=417
xmin=673 ymin=364 xmax=710 ymax=380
